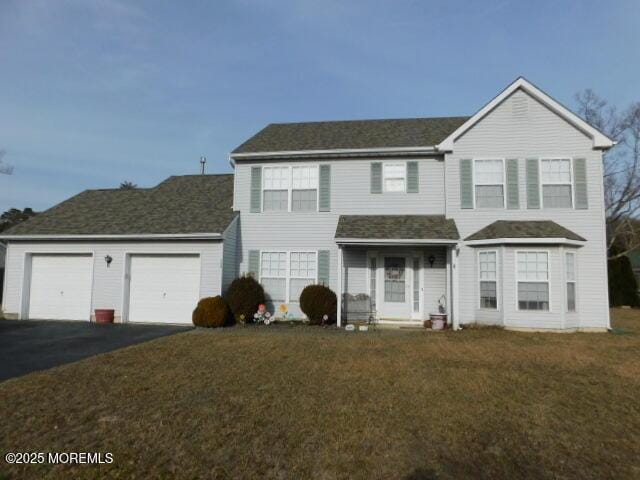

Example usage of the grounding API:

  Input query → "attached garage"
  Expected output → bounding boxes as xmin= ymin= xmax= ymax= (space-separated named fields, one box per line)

xmin=127 ymin=254 xmax=201 ymax=324
xmin=27 ymin=254 xmax=93 ymax=320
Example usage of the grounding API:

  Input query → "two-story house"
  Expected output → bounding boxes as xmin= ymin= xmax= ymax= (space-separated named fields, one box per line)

xmin=0 ymin=78 xmax=614 ymax=331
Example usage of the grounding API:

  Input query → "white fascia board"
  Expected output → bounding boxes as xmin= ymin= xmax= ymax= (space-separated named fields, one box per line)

xmin=231 ymin=146 xmax=437 ymax=160
xmin=465 ymin=237 xmax=585 ymax=247
xmin=0 ymin=233 xmax=223 ymax=241
xmin=335 ymin=238 xmax=459 ymax=245
xmin=437 ymin=77 xmax=615 ymax=152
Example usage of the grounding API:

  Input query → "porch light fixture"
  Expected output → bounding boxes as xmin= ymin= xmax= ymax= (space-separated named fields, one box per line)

xmin=105 ymin=255 xmax=113 ymax=267
xmin=428 ymin=255 xmax=435 ymax=267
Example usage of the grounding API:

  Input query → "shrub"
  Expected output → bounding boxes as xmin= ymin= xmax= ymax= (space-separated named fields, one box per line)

xmin=608 ymin=255 xmax=640 ymax=307
xmin=300 ymin=284 xmax=337 ymax=325
xmin=192 ymin=296 xmax=232 ymax=328
xmin=226 ymin=275 xmax=266 ymax=324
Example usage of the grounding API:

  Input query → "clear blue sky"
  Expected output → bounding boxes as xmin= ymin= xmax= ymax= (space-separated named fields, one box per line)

xmin=0 ymin=0 xmax=638 ymax=212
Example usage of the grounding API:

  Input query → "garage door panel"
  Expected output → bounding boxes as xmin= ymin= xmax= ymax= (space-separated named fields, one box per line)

xmin=28 ymin=254 xmax=93 ymax=321
xmin=128 ymin=255 xmax=200 ymax=324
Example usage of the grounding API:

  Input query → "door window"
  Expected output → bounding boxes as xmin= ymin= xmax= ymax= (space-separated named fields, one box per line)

xmin=384 ymin=257 xmax=406 ymax=303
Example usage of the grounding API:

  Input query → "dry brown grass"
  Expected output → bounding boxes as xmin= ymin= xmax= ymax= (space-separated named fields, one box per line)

xmin=1 ymin=309 xmax=640 ymax=479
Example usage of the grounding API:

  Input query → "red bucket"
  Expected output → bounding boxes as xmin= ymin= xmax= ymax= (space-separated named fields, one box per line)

xmin=95 ymin=309 xmax=115 ymax=324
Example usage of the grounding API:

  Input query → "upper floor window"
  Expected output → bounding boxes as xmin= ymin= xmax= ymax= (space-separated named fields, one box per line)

xmin=383 ymin=163 xmax=406 ymax=192
xmin=541 ymin=158 xmax=572 ymax=208
xmin=517 ymin=251 xmax=549 ymax=311
xmin=262 ymin=165 xmax=318 ymax=212
xmin=474 ymin=159 xmax=504 ymax=208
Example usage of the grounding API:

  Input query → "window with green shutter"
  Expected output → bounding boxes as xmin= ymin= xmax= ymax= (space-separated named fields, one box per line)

xmin=319 ymin=165 xmax=331 ymax=211
xmin=459 ymin=159 xmax=473 ymax=209
xmin=506 ymin=158 xmax=519 ymax=209
xmin=526 ymin=158 xmax=540 ymax=209
xmin=573 ymin=158 xmax=588 ymax=209
xmin=407 ymin=161 xmax=419 ymax=193
xmin=371 ymin=163 xmax=382 ymax=194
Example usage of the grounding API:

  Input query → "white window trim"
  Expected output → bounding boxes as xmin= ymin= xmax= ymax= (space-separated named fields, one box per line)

xmin=539 ymin=157 xmax=574 ymax=209
xmin=382 ymin=162 xmax=407 ymax=193
xmin=259 ymin=250 xmax=318 ymax=305
xmin=565 ymin=251 xmax=577 ymax=312
xmin=515 ymin=249 xmax=552 ymax=312
xmin=472 ymin=158 xmax=506 ymax=209
xmin=261 ymin=165 xmax=320 ymax=213
xmin=477 ymin=249 xmax=499 ymax=311
xmin=366 ymin=251 xmax=378 ymax=312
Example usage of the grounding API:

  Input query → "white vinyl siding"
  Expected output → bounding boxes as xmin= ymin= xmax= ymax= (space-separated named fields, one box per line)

xmin=541 ymin=158 xmax=573 ymax=208
xmin=383 ymin=163 xmax=406 ymax=192
xmin=517 ymin=251 xmax=550 ymax=311
xmin=474 ymin=159 xmax=505 ymax=208
xmin=478 ymin=250 xmax=498 ymax=309
xmin=566 ymin=252 xmax=576 ymax=312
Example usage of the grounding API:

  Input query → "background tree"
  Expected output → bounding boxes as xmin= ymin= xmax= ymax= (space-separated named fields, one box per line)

xmin=575 ymin=90 xmax=640 ymax=259
xmin=0 ymin=208 xmax=37 ymax=232
xmin=0 ymin=149 xmax=14 ymax=175
xmin=119 ymin=181 xmax=137 ymax=190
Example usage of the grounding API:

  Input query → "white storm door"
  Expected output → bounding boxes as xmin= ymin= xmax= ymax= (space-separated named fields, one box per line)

xmin=379 ymin=256 xmax=412 ymax=319
xmin=128 ymin=255 xmax=200 ymax=324
xmin=28 ymin=254 xmax=93 ymax=320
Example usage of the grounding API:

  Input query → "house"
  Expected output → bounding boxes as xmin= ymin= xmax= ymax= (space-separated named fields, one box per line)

xmin=0 ymin=77 xmax=615 ymax=330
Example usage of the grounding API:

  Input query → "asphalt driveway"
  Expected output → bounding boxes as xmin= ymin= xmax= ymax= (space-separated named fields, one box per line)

xmin=0 ymin=320 xmax=191 ymax=381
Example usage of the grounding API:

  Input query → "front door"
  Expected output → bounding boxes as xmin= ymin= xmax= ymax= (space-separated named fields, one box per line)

xmin=379 ymin=256 xmax=412 ymax=319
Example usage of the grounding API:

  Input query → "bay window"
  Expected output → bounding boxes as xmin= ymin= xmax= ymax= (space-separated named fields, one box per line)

xmin=478 ymin=250 xmax=498 ymax=309
xmin=474 ymin=159 xmax=505 ymax=208
xmin=566 ymin=252 xmax=576 ymax=311
xmin=541 ymin=158 xmax=572 ymax=208
xmin=517 ymin=251 xmax=549 ymax=311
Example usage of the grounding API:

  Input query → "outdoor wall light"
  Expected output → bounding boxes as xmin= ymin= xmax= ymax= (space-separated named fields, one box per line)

xmin=105 ymin=255 xmax=113 ymax=267
xmin=428 ymin=255 xmax=436 ymax=267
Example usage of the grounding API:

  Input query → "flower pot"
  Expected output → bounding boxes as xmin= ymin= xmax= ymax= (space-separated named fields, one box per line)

xmin=95 ymin=309 xmax=115 ymax=324
xmin=432 ymin=319 xmax=445 ymax=330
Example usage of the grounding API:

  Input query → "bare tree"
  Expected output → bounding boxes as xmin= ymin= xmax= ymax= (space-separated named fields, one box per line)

xmin=0 ymin=149 xmax=13 ymax=175
xmin=575 ymin=90 xmax=640 ymax=259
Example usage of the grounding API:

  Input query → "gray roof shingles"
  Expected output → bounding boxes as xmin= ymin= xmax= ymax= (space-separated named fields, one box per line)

xmin=335 ymin=215 xmax=460 ymax=241
xmin=232 ymin=117 xmax=469 ymax=155
xmin=465 ymin=220 xmax=586 ymax=242
xmin=4 ymin=174 xmax=237 ymax=236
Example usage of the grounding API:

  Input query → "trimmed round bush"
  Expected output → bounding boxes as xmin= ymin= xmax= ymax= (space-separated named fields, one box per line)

xmin=226 ymin=275 xmax=266 ymax=324
xmin=192 ymin=296 xmax=232 ymax=328
xmin=300 ymin=284 xmax=337 ymax=325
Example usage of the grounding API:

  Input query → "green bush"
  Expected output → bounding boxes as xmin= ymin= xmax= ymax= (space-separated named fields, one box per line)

xmin=226 ymin=275 xmax=265 ymax=324
xmin=608 ymin=255 xmax=640 ymax=307
xmin=192 ymin=296 xmax=232 ymax=328
xmin=300 ymin=284 xmax=337 ymax=325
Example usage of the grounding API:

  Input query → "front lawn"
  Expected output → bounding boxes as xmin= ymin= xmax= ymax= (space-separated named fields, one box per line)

xmin=2 ymin=310 xmax=640 ymax=479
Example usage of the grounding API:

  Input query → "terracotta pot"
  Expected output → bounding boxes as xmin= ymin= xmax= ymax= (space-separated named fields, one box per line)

xmin=95 ymin=309 xmax=115 ymax=324
xmin=423 ymin=319 xmax=433 ymax=329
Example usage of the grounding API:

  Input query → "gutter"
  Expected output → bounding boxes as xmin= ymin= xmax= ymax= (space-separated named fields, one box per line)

xmin=464 ymin=237 xmax=586 ymax=247
xmin=335 ymin=238 xmax=459 ymax=246
xmin=0 ymin=233 xmax=223 ymax=241
xmin=231 ymin=145 xmax=439 ymax=160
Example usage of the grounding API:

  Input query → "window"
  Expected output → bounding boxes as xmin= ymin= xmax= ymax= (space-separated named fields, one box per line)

xmin=260 ymin=251 xmax=318 ymax=305
xmin=566 ymin=252 xmax=576 ymax=312
xmin=260 ymin=252 xmax=287 ymax=302
xmin=474 ymin=159 xmax=504 ymax=208
xmin=541 ymin=158 xmax=572 ymax=208
xmin=383 ymin=163 xmax=406 ymax=192
xmin=289 ymin=252 xmax=316 ymax=302
xmin=262 ymin=165 xmax=319 ymax=212
xmin=263 ymin=167 xmax=289 ymax=211
xmin=291 ymin=166 xmax=318 ymax=211
xmin=478 ymin=251 xmax=498 ymax=309
xmin=517 ymin=251 xmax=549 ymax=311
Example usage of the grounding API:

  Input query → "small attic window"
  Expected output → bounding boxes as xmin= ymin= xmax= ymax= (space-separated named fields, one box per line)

xmin=511 ymin=93 xmax=529 ymax=118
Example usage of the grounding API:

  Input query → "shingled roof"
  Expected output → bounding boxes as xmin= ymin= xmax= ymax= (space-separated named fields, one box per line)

xmin=3 ymin=174 xmax=236 ymax=237
xmin=232 ymin=117 xmax=469 ymax=155
xmin=335 ymin=215 xmax=459 ymax=241
xmin=465 ymin=220 xmax=585 ymax=242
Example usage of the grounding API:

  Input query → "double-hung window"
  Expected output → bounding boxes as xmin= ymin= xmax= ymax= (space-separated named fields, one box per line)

xmin=260 ymin=252 xmax=287 ymax=303
xmin=566 ymin=252 xmax=576 ymax=312
xmin=383 ymin=163 xmax=406 ymax=192
xmin=289 ymin=252 xmax=317 ymax=302
xmin=263 ymin=166 xmax=318 ymax=212
xmin=541 ymin=158 xmax=572 ymax=208
xmin=517 ymin=251 xmax=550 ymax=311
xmin=474 ymin=159 xmax=505 ymax=208
xmin=478 ymin=251 xmax=498 ymax=309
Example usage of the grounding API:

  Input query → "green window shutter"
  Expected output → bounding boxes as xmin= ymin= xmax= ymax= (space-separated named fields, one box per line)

xmin=459 ymin=159 xmax=473 ymax=209
xmin=317 ymin=250 xmax=330 ymax=286
xmin=526 ymin=158 xmax=540 ymax=209
xmin=371 ymin=162 xmax=382 ymax=194
xmin=319 ymin=164 xmax=331 ymax=211
xmin=506 ymin=158 xmax=520 ymax=209
xmin=248 ymin=250 xmax=260 ymax=278
xmin=573 ymin=158 xmax=588 ymax=209
xmin=250 ymin=166 xmax=262 ymax=213
xmin=407 ymin=161 xmax=419 ymax=193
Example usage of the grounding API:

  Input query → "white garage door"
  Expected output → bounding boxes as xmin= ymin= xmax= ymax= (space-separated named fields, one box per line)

xmin=28 ymin=254 xmax=93 ymax=320
xmin=128 ymin=255 xmax=200 ymax=324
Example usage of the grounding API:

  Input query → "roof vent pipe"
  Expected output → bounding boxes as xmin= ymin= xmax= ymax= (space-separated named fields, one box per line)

xmin=200 ymin=156 xmax=206 ymax=175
